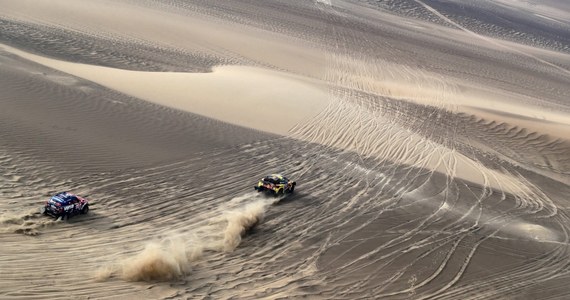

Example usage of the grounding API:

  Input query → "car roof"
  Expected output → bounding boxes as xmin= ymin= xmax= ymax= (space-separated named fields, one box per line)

xmin=51 ymin=192 xmax=78 ymax=204
xmin=264 ymin=174 xmax=288 ymax=181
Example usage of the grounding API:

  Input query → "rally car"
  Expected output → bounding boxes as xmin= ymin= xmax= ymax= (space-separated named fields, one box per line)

xmin=41 ymin=192 xmax=89 ymax=220
xmin=254 ymin=174 xmax=296 ymax=196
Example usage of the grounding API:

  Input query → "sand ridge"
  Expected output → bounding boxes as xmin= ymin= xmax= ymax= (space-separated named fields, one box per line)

xmin=0 ymin=43 xmax=329 ymax=136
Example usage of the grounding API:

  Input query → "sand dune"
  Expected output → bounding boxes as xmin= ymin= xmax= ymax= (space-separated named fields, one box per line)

xmin=1 ymin=44 xmax=329 ymax=136
xmin=1 ymin=0 xmax=570 ymax=299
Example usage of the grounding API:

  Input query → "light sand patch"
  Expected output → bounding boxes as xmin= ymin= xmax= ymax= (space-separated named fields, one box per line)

xmin=1 ymin=44 xmax=329 ymax=136
xmin=328 ymin=54 xmax=570 ymax=132
xmin=496 ymin=221 xmax=560 ymax=242
xmin=463 ymin=106 xmax=570 ymax=140
xmin=338 ymin=74 xmax=570 ymax=142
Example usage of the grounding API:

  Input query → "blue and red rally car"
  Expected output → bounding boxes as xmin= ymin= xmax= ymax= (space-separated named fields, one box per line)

xmin=42 ymin=192 xmax=89 ymax=220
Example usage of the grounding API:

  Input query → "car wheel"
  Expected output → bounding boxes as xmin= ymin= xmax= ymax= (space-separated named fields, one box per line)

xmin=81 ymin=205 xmax=89 ymax=215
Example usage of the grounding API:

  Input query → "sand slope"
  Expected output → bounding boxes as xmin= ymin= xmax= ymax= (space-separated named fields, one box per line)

xmin=1 ymin=0 xmax=570 ymax=299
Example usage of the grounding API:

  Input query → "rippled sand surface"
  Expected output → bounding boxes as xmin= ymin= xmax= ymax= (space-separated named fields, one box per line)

xmin=1 ymin=0 xmax=570 ymax=299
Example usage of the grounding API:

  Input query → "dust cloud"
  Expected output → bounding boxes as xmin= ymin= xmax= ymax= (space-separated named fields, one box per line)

xmin=223 ymin=200 xmax=267 ymax=252
xmin=0 ymin=208 xmax=56 ymax=236
xmin=120 ymin=237 xmax=203 ymax=281
xmin=103 ymin=198 xmax=269 ymax=282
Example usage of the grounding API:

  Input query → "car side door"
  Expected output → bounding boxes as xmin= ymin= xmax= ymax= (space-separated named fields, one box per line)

xmin=70 ymin=198 xmax=80 ymax=215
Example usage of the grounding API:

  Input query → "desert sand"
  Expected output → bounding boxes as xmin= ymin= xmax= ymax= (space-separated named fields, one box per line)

xmin=1 ymin=0 xmax=570 ymax=299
